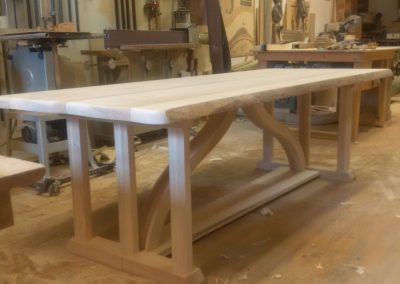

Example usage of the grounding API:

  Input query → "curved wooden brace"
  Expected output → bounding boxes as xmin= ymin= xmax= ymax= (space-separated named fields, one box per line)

xmin=242 ymin=103 xmax=306 ymax=172
xmin=140 ymin=111 xmax=236 ymax=250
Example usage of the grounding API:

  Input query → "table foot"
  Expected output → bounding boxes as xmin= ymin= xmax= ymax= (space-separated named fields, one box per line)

xmin=67 ymin=237 xmax=205 ymax=284
xmin=318 ymin=169 xmax=355 ymax=182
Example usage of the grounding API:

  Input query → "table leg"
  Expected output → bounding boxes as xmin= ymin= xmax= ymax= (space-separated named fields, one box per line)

xmin=168 ymin=125 xmax=193 ymax=275
xmin=297 ymin=93 xmax=311 ymax=166
xmin=351 ymin=85 xmax=361 ymax=141
xmin=36 ymin=118 xmax=51 ymax=177
xmin=141 ymin=112 xmax=235 ymax=251
xmin=243 ymin=103 xmax=306 ymax=172
xmin=337 ymin=85 xmax=354 ymax=178
xmin=67 ymin=117 xmax=93 ymax=241
xmin=0 ymin=190 xmax=13 ymax=229
xmin=114 ymin=122 xmax=139 ymax=256
xmin=257 ymin=102 xmax=276 ymax=170
xmin=352 ymin=61 xmax=371 ymax=141
xmin=376 ymin=77 xmax=391 ymax=127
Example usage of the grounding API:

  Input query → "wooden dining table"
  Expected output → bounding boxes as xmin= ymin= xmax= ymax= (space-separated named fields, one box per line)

xmin=0 ymin=68 xmax=392 ymax=283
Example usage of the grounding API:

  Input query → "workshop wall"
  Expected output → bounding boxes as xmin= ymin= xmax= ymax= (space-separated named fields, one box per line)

xmin=65 ymin=0 xmax=335 ymax=85
xmin=57 ymin=0 xmax=189 ymax=87
xmin=308 ymin=0 xmax=332 ymax=35
xmin=79 ymin=0 xmax=115 ymax=32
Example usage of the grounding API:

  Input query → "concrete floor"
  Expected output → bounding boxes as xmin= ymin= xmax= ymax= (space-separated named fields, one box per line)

xmin=1 ymin=101 xmax=400 ymax=284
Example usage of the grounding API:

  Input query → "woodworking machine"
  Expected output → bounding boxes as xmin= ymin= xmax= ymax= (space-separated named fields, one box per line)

xmin=104 ymin=26 xmax=201 ymax=50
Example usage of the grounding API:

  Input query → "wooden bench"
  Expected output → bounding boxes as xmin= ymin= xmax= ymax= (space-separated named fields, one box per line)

xmin=0 ymin=155 xmax=45 ymax=230
xmin=0 ymin=68 xmax=392 ymax=283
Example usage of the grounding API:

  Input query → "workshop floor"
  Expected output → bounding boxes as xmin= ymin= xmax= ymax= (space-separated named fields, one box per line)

xmin=2 ymin=101 xmax=400 ymax=284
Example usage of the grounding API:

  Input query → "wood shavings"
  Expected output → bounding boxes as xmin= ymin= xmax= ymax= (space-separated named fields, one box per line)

xmin=345 ymin=264 xmax=367 ymax=275
xmin=152 ymin=143 xmax=168 ymax=151
xmin=215 ymin=277 xmax=230 ymax=284
xmin=238 ymin=273 xmax=249 ymax=281
xmin=356 ymin=266 xmax=367 ymax=275
xmin=382 ymin=187 xmax=397 ymax=201
xmin=396 ymin=215 xmax=400 ymax=219
xmin=274 ymin=274 xmax=282 ymax=279
xmin=210 ymin=156 xmax=223 ymax=162
xmin=220 ymin=254 xmax=233 ymax=260
xmin=259 ymin=207 xmax=274 ymax=216
xmin=340 ymin=201 xmax=354 ymax=206
xmin=93 ymin=146 xmax=116 ymax=165
xmin=316 ymin=263 xmax=324 ymax=270
xmin=253 ymin=240 xmax=267 ymax=246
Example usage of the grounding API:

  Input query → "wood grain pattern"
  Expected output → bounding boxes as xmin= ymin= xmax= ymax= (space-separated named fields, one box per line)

xmin=337 ymin=85 xmax=353 ymax=175
xmin=0 ymin=155 xmax=44 ymax=229
xmin=67 ymin=118 xmax=93 ymax=241
xmin=0 ymin=69 xmax=392 ymax=126
xmin=297 ymin=93 xmax=311 ymax=165
xmin=256 ymin=47 xmax=398 ymax=141
xmin=0 ymin=156 xmax=45 ymax=189
xmin=114 ymin=122 xmax=139 ymax=256
xmin=0 ymin=68 xmax=391 ymax=282
xmin=167 ymin=125 xmax=193 ymax=275
xmin=141 ymin=111 xmax=236 ymax=250
xmin=243 ymin=103 xmax=306 ymax=171
xmin=0 ymin=191 xmax=13 ymax=229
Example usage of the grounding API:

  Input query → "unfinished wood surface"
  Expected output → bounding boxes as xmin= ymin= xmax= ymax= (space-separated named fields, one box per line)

xmin=0 ymin=69 xmax=392 ymax=125
xmin=154 ymin=167 xmax=320 ymax=256
xmin=337 ymin=85 xmax=353 ymax=176
xmin=6 ymin=109 xmax=400 ymax=283
xmin=351 ymin=61 xmax=372 ymax=140
xmin=191 ymin=169 xmax=318 ymax=241
xmin=141 ymin=112 xmax=236 ymax=250
xmin=114 ymin=122 xmax=139 ymax=256
xmin=297 ymin=93 xmax=311 ymax=165
xmin=351 ymin=84 xmax=362 ymax=141
xmin=67 ymin=237 xmax=204 ymax=284
xmin=66 ymin=118 xmax=93 ymax=241
xmin=167 ymin=125 xmax=193 ymax=275
xmin=120 ymin=43 xmax=199 ymax=52
xmin=377 ymin=77 xmax=391 ymax=127
xmin=256 ymin=47 xmax=400 ymax=63
xmin=0 ymin=191 xmax=13 ymax=230
xmin=256 ymin=48 xmax=398 ymax=140
xmin=0 ymin=155 xmax=44 ymax=229
xmin=0 ymin=68 xmax=393 ymax=283
xmin=258 ymin=102 xmax=275 ymax=170
xmin=243 ymin=103 xmax=306 ymax=172
xmin=0 ymin=155 xmax=45 ymax=189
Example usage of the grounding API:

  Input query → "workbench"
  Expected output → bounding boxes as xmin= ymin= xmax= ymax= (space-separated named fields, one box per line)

xmin=256 ymin=47 xmax=399 ymax=140
xmin=0 ymin=68 xmax=392 ymax=283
